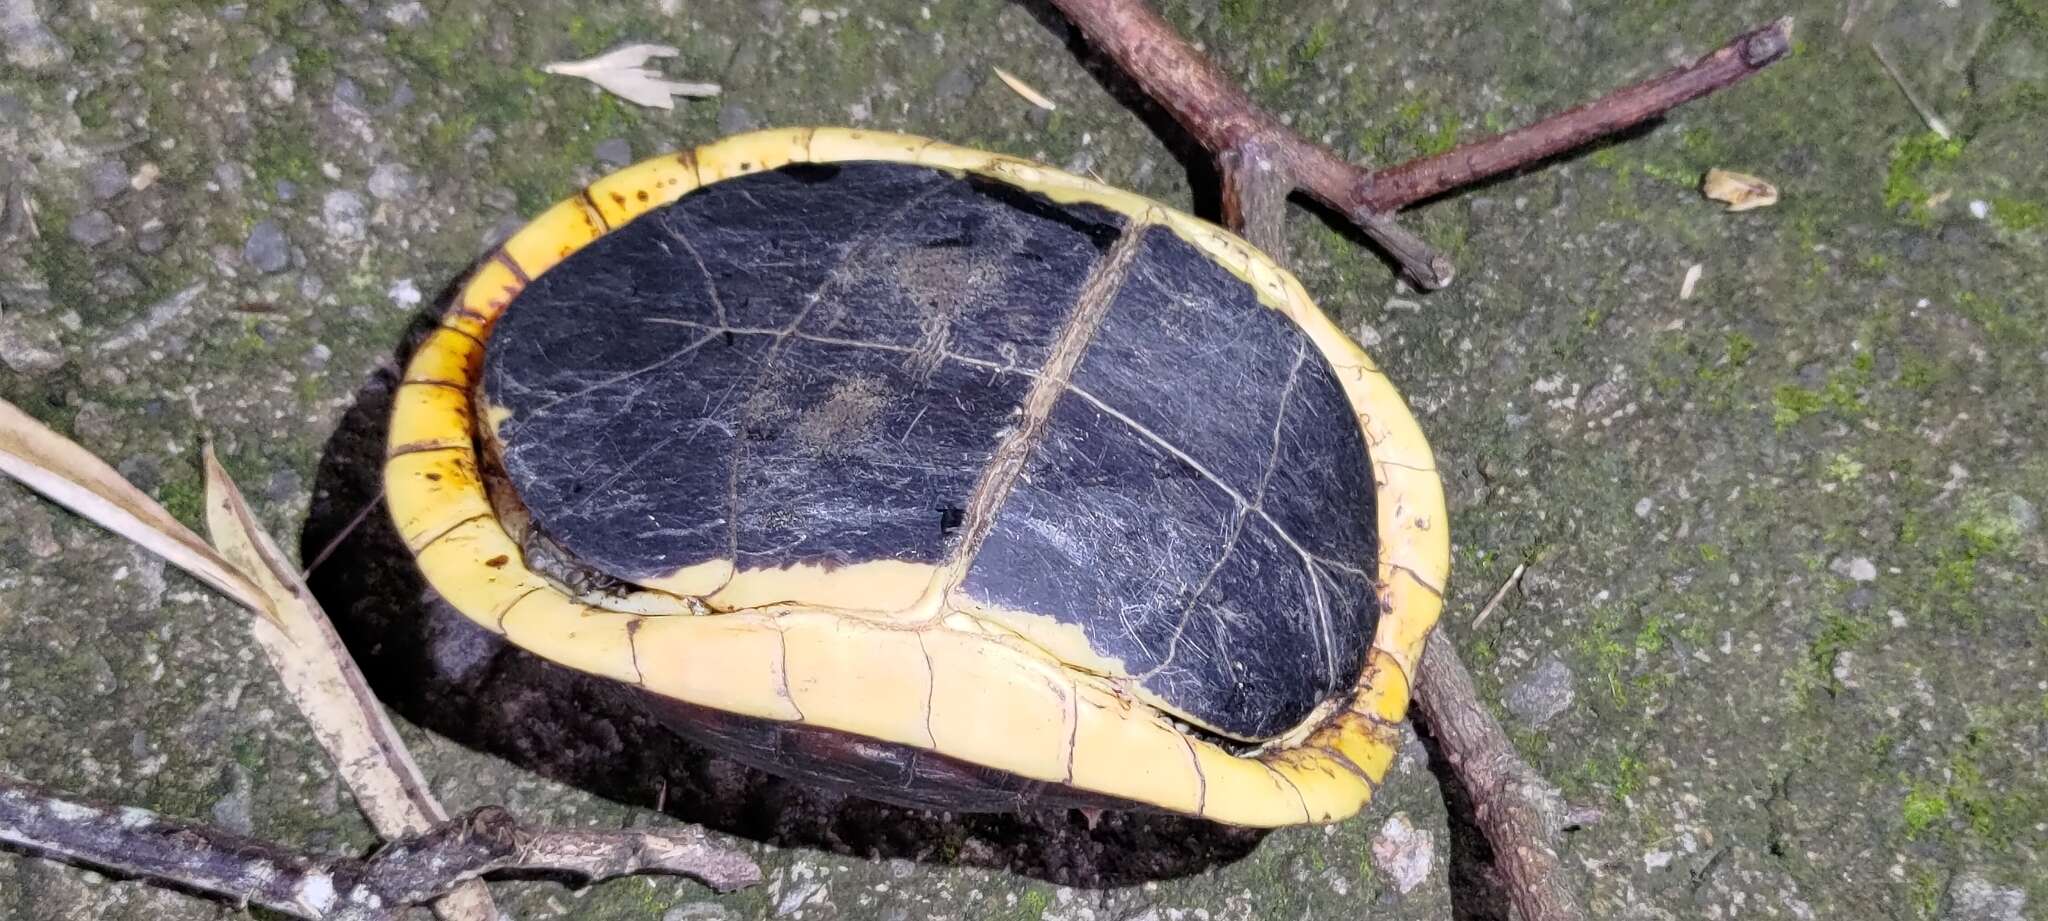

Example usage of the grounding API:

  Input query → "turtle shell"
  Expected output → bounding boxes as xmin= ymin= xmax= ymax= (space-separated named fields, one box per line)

xmin=384 ymin=129 xmax=1447 ymax=827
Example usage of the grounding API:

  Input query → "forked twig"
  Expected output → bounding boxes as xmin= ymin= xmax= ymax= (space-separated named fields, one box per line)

xmin=0 ymin=775 xmax=760 ymax=921
xmin=1046 ymin=0 xmax=1452 ymax=285
xmin=1049 ymin=0 xmax=1793 ymax=289
xmin=0 ymin=401 xmax=762 ymax=915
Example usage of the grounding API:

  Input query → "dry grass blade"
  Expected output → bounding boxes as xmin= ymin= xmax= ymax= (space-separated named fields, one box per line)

xmin=0 ymin=398 xmax=266 ymax=614
xmin=0 ymin=402 xmax=497 ymax=917
xmin=200 ymin=447 xmax=499 ymax=921
xmin=994 ymin=66 xmax=1058 ymax=110
xmin=1468 ymin=562 xmax=1528 ymax=630
xmin=1869 ymin=41 xmax=1951 ymax=139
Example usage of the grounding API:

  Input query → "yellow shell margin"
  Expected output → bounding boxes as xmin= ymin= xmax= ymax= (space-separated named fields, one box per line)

xmin=384 ymin=127 xmax=1449 ymax=827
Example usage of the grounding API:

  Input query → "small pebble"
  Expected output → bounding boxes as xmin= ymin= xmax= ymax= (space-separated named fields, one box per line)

xmin=87 ymin=160 xmax=130 ymax=200
xmin=1370 ymin=812 xmax=1434 ymax=894
xmin=67 ymin=210 xmax=117 ymax=246
xmin=933 ymin=65 xmax=978 ymax=106
xmin=1 ymin=0 xmax=68 ymax=70
xmin=0 ymin=321 xmax=66 ymax=376
xmin=210 ymin=764 xmax=254 ymax=835
xmin=594 ymin=138 xmax=633 ymax=167
xmin=210 ymin=161 xmax=244 ymax=194
xmin=368 ymin=162 xmax=416 ymax=201
xmin=1505 ymin=656 xmax=1576 ymax=727
xmin=1829 ymin=556 xmax=1877 ymax=582
xmin=2007 ymin=495 xmax=2037 ymax=534
xmin=322 ymin=190 xmax=368 ymax=244
xmin=243 ymin=220 xmax=291 ymax=273
xmin=718 ymin=102 xmax=758 ymax=135
xmin=1831 ymin=650 xmax=1859 ymax=689
xmin=383 ymin=0 xmax=428 ymax=27
xmin=1946 ymin=873 xmax=2027 ymax=921
xmin=387 ymin=278 xmax=422 ymax=309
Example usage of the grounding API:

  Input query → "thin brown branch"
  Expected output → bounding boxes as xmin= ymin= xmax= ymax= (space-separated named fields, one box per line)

xmin=0 ymin=775 xmax=353 ymax=919
xmin=1217 ymin=142 xmax=1293 ymax=261
xmin=1050 ymin=0 xmax=1794 ymax=291
xmin=1045 ymin=0 xmax=1454 ymax=289
xmin=1413 ymin=634 xmax=1583 ymax=921
xmin=1228 ymin=188 xmax=1583 ymax=918
xmin=0 ymin=775 xmax=760 ymax=921
xmin=1359 ymin=18 xmax=1796 ymax=211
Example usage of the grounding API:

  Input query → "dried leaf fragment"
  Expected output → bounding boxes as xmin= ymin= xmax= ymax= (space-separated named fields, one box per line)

xmin=1701 ymin=168 xmax=1778 ymax=212
xmin=543 ymin=43 xmax=721 ymax=110
xmin=1680 ymin=263 xmax=1703 ymax=300
xmin=994 ymin=67 xmax=1057 ymax=111
xmin=0 ymin=396 xmax=498 ymax=918
xmin=0 ymin=398 xmax=266 ymax=614
xmin=201 ymin=447 xmax=501 ymax=921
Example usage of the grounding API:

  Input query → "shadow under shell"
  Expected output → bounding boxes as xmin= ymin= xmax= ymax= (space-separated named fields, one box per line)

xmin=299 ymin=304 xmax=1267 ymax=886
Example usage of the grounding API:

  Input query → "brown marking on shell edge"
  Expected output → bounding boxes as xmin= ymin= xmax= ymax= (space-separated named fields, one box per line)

xmin=914 ymin=632 xmax=939 ymax=749
xmin=1061 ymin=684 xmax=1080 ymax=785
xmin=772 ymin=620 xmax=804 ymax=721
xmin=1305 ymin=740 xmax=1381 ymax=790
xmin=1344 ymin=702 xmax=1411 ymax=745
xmin=448 ymin=306 xmax=495 ymax=329
xmin=1359 ymin=653 xmax=1415 ymax=711
xmin=635 ymin=189 xmax=649 ymax=203
xmin=1343 ymin=702 xmax=1402 ymax=730
xmin=484 ymin=554 xmax=509 ymax=567
xmin=386 ymin=441 xmax=467 ymax=459
xmin=400 ymin=379 xmax=469 ymax=396
xmin=411 ymin=511 xmax=492 ymax=554
xmin=490 ymin=249 xmax=532 ymax=284
xmin=624 ymin=617 xmax=647 ymax=685
xmin=1266 ymin=764 xmax=1314 ymax=823
xmin=1376 ymin=457 xmax=1439 ymax=474
xmin=437 ymin=324 xmax=487 ymax=351
xmin=1357 ymin=413 xmax=1387 ymax=446
xmin=1383 ymin=561 xmax=1447 ymax=597
xmin=579 ymin=188 xmax=614 ymax=231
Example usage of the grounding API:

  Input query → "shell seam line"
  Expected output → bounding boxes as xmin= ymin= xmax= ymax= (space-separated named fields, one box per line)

xmin=933 ymin=220 xmax=1149 ymax=594
xmin=1136 ymin=340 xmax=1309 ymax=684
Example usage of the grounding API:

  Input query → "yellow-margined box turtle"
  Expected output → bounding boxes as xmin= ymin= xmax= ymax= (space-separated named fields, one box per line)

xmin=384 ymin=128 xmax=1447 ymax=827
